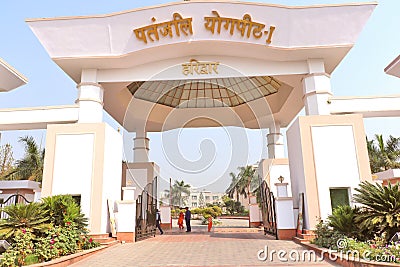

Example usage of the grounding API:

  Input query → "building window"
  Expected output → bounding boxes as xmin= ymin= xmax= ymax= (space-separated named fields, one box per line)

xmin=212 ymin=196 xmax=218 ymax=200
xmin=329 ymin=188 xmax=350 ymax=210
xmin=205 ymin=196 xmax=210 ymax=201
xmin=192 ymin=202 xmax=197 ymax=207
xmin=192 ymin=196 xmax=197 ymax=200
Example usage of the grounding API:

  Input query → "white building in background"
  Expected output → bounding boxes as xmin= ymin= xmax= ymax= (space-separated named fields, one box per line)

xmin=159 ymin=188 xmax=224 ymax=208
xmin=187 ymin=189 xmax=224 ymax=208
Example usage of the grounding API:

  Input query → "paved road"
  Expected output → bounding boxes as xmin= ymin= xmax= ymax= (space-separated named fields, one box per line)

xmin=71 ymin=231 xmax=338 ymax=267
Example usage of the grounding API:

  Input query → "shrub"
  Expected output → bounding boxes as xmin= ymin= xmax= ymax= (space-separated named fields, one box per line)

xmin=328 ymin=205 xmax=373 ymax=241
xmin=353 ymin=181 xmax=400 ymax=241
xmin=0 ymin=202 xmax=51 ymax=240
xmin=45 ymin=223 xmax=80 ymax=256
xmin=328 ymin=206 xmax=358 ymax=237
xmin=0 ymin=195 xmax=100 ymax=266
xmin=41 ymin=195 xmax=88 ymax=232
xmin=191 ymin=208 xmax=201 ymax=215
xmin=224 ymin=200 xmax=244 ymax=215
xmin=79 ymin=234 xmax=100 ymax=250
xmin=312 ymin=220 xmax=344 ymax=250
xmin=345 ymin=237 xmax=400 ymax=263
xmin=2 ymin=228 xmax=36 ymax=266
xmin=201 ymin=217 xmax=222 ymax=225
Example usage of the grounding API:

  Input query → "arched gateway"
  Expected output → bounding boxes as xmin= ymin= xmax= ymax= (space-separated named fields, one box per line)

xmin=25 ymin=1 xmax=377 ymax=240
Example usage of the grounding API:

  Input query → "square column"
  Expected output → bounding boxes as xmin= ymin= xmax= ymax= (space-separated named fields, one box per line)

xmin=116 ymin=187 xmax=136 ymax=243
xmin=302 ymin=59 xmax=332 ymax=115
xmin=267 ymin=124 xmax=285 ymax=159
xmin=42 ymin=123 xmax=123 ymax=234
xmin=76 ymin=69 xmax=104 ymax=123
xmin=133 ymin=129 xmax=149 ymax=162
xmin=286 ymin=115 xmax=372 ymax=231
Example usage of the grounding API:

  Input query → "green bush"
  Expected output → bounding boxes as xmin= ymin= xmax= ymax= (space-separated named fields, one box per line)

xmin=224 ymin=199 xmax=244 ymax=215
xmin=353 ymin=181 xmax=400 ymax=241
xmin=312 ymin=220 xmax=344 ymax=250
xmin=328 ymin=205 xmax=360 ymax=238
xmin=344 ymin=237 xmax=400 ymax=263
xmin=201 ymin=217 xmax=222 ymax=225
xmin=0 ymin=195 xmax=100 ymax=266
xmin=328 ymin=205 xmax=373 ymax=241
xmin=2 ymin=228 xmax=36 ymax=266
xmin=80 ymin=234 xmax=100 ymax=250
xmin=0 ymin=202 xmax=51 ymax=241
xmin=41 ymin=195 xmax=88 ymax=232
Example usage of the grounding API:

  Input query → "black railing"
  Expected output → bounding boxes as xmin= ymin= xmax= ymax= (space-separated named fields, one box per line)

xmin=0 ymin=194 xmax=32 ymax=219
xmin=135 ymin=176 xmax=158 ymax=241
xmin=260 ymin=180 xmax=277 ymax=239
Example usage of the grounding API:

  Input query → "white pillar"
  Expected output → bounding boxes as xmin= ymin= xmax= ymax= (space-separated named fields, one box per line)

xmin=302 ymin=59 xmax=332 ymax=115
xmin=76 ymin=69 xmax=104 ymax=123
xmin=267 ymin=124 xmax=284 ymax=159
xmin=122 ymin=187 xmax=136 ymax=201
xmin=133 ymin=129 xmax=149 ymax=162
xmin=275 ymin=182 xmax=289 ymax=198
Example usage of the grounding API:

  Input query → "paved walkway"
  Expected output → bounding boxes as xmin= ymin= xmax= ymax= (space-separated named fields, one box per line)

xmin=71 ymin=231 xmax=338 ymax=267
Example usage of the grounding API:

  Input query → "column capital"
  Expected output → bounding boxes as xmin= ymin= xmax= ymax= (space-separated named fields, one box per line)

xmin=76 ymin=82 xmax=104 ymax=90
xmin=76 ymin=82 xmax=104 ymax=123
xmin=306 ymin=58 xmax=325 ymax=73
xmin=302 ymin=72 xmax=332 ymax=115
xmin=302 ymin=72 xmax=331 ymax=80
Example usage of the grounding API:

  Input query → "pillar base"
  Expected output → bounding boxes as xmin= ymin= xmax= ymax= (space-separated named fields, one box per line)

xmin=249 ymin=221 xmax=262 ymax=228
xmin=117 ymin=232 xmax=135 ymax=243
xmin=277 ymin=229 xmax=296 ymax=240
xmin=160 ymin=223 xmax=172 ymax=230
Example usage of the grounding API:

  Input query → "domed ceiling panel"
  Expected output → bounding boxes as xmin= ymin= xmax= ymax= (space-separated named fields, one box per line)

xmin=127 ymin=76 xmax=282 ymax=108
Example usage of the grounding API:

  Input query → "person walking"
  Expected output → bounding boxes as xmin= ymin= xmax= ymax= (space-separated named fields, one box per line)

xmin=184 ymin=207 xmax=191 ymax=232
xmin=207 ymin=216 xmax=213 ymax=232
xmin=178 ymin=210 xmax=185 ymax=230
xmin=155 ymin=209 xmax=164 ymax=235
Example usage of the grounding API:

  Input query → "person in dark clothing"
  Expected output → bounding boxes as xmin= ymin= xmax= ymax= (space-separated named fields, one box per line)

xmin=155 ymin=209 xmax=164 ymax=235
xmin=185 ymin=207 xmax=191 ymax=232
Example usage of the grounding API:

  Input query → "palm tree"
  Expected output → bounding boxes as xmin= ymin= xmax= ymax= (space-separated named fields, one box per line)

xmin=367 ymin=134 xmax=400 ymax=173
xmin=0 ymin=202 xmax=50 ymax=240
xmin=164 ymin=180 xmax=191 ymax=207
xmin=237 ymin=165 xmax=258 ymax=199
xmin=353 ymin=181 xmax=400 ymax=241
xmin=226 ymin=172 xmax=240 ymax=201
xmin=5 ymin=136 xmax=45 ymax=182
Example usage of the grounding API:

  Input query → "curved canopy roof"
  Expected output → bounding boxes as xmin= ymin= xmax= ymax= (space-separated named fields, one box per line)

xmin=26 ymin=1 xmax=376 ymax=131
xmin=128 ymin=76 xmax=281 ymax=108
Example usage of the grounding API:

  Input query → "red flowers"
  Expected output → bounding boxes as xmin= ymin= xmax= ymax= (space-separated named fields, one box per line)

xmin=50 ymin=239 xmax=55 ymax=245
xmin=89 ymin=238 xmax=93 ymax=243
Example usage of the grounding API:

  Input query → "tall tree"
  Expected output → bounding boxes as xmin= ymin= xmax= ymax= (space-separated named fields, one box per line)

xmin=164 ymin=180 xmax=191 ymax=207
xmin=0 ymin=143 xmax=15 ymax=179
xmin=226 ymin=172 xmax=240 ymax=201
xmin=5 ymin=136 xmax=45 ymax=182
xmin=237 ymin=165 xmax=258 ymax=199
xmin=367 ymin=134 xmax=400 ymax=173
xmin=199 ymin=191 xmax=205 ymax=208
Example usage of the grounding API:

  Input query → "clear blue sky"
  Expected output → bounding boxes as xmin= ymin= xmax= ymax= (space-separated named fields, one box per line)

xmin=0 ymin=0 xmax=399 ymax=192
